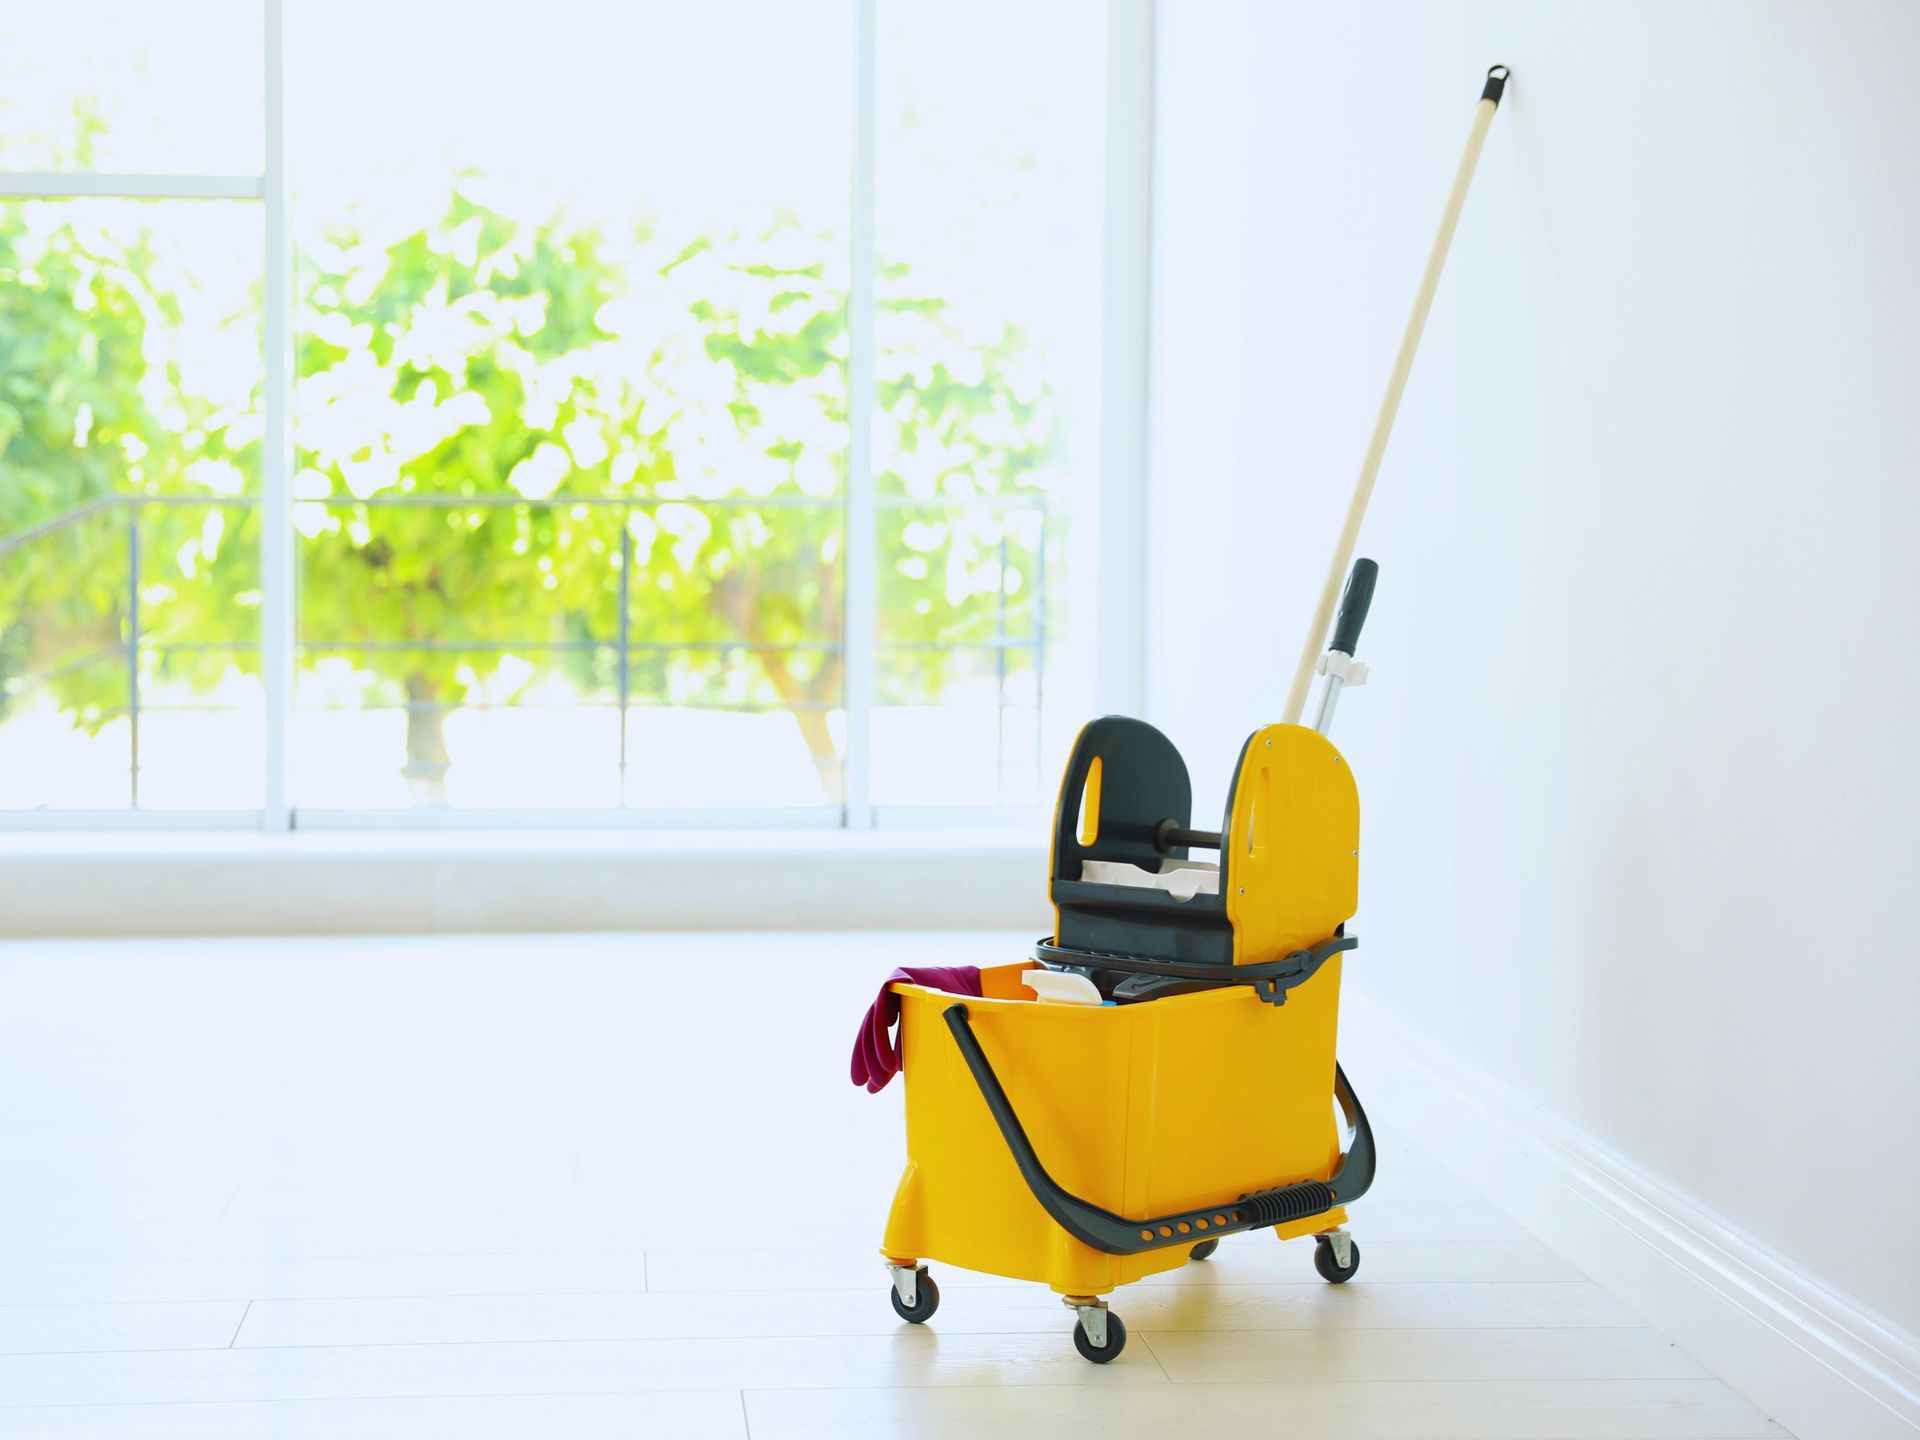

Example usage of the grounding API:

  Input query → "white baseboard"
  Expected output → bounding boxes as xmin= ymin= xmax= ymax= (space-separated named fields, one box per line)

xmin=1343 ymin=996 xmax=1920 ymax=1440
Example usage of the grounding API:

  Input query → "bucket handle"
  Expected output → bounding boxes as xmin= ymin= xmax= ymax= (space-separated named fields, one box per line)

xmin=942 ymin=1002 xmax=1376 ymax=1256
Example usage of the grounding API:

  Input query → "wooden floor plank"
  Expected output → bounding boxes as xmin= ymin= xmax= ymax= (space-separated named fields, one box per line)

xmin=0 ymin=1301 xmax=247 ymax=1356
xmin=744 ymin=1377 xmax=1789 ymax=1439
xmin=233 ymin=1280 xmax=1540 ymax=1349
xmin=0 ymin=1253 xmax=654 ymax=1308
xmin=0 ymin=1390 xmax=748 ymax=1439
xmin=0 ymin=1331 xmax=1166 ymax=1409
xmin=1141 ymin=1326 xmax=1707 ymax=1384
xmin=1495 ymin=1281 xmax=1646 ymax=1328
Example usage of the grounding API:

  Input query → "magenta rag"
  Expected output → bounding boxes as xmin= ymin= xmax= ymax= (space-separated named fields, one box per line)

xmin=851 ymin=965 xmax=983 ymax=1094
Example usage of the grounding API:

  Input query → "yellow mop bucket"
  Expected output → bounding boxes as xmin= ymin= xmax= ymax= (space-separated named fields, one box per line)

xmin=883 ymin=955 xmax=1359 ymax=1293
xmin=869 ymin=61 xmax=1513 ymax=1362
xmin=878 ymin=717 xmax=1376 ymax=1362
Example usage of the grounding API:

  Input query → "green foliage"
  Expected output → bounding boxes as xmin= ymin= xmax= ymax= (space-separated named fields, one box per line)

xmin=0 ymin=186 xmax=1062 ymax=801
xmin=0 ymin=199 xmax=257 ymax=728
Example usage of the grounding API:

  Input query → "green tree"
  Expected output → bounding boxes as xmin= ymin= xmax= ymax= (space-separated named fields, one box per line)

xmin=0 ymin=199 xmax=257 ymax=733
xmin=291 ymin=191 xmax=1057 ymax=804
xmin=3 ymin=188 xmax=1061 ymax=806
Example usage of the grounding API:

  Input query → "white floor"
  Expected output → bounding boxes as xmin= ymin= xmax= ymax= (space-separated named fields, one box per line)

xmin=0 ymin=932 xmax=1790 ymax=1438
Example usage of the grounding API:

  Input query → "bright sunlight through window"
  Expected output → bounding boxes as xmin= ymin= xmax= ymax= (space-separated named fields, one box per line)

xmin=0 ymin=1 xmax=1111 ymax=826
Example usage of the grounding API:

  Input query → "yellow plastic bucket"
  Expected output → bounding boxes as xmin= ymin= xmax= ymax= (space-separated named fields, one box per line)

xmin=882 ymin=956 xmax=1351 ymax=1297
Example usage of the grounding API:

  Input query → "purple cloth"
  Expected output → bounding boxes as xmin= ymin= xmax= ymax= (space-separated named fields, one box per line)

xmin=851 ymin=965 xmax=983 ymax=1094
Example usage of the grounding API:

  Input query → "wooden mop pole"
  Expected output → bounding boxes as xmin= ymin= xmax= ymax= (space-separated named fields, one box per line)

xmin=1281 ymin=64 xmax=1510 ymax=724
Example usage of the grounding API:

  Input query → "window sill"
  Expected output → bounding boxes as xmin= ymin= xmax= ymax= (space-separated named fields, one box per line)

xmin=0 ymin=827 xmax=1052 ymax=939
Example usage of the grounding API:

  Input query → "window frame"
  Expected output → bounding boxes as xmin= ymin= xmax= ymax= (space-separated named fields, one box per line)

xmin=0 ymin=0 xmax=1153 ymax=833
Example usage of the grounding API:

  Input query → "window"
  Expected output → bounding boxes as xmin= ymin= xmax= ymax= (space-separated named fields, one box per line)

xmin=871 ymin=0 xmax=1106 ymax=808
xmin=0 ymin=2 xmax=1140 ymax=828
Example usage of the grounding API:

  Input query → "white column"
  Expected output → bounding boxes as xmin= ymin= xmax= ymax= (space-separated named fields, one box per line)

xmin=259 ymin=0 xmax=295 ymax=830
xmin=842 ymin=0 xmax=879 ymax=828
xmin=1095 ymin=0 xmax=1156 ymax=717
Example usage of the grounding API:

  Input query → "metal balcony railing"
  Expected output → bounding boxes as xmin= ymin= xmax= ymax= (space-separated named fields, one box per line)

xmin=0 ymin=491 xmax=1054 ymax=814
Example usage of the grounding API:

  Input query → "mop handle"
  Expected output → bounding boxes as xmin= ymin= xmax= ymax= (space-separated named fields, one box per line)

xmin=1282 ymin=64 xmax=1509 ymax=724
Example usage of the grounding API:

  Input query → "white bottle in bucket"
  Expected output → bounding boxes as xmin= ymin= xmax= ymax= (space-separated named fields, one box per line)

xmin=1021 ymin=969 xmax=1105 ymax=1005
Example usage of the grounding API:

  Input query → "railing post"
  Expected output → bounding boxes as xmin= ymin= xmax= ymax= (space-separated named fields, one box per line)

xmin=995 ymin=533 xmax=1009 ymax=792
xmin=127 ymin=511 xmax=141 ymax=808
xmin=618 ymin=508 xmax=631 ymax=806
xmin=1034 ymin=507 xmax=1048 ymax=785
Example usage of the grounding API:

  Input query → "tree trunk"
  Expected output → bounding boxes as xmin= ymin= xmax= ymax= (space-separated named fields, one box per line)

xmin=752 ymin=647 xmax=844 ymax=802
xmin=707 ymin=569 xmax=847 ymax=805
xmin=790 ymin=700 xmax=843 ymax=802
xmin=402 ymin=673 xmax=451 ymax=806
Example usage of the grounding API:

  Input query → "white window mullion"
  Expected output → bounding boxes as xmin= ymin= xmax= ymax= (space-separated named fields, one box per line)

xmin=259 ymin=0 xmax=294 ymax=831
xmin=1094 ymin=0 xmax=1155 ymax=718
xmin=842 ymin=0 xmax=879 ymax=829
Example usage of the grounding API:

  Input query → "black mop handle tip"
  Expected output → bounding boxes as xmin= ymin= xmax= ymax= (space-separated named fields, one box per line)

xmin=1329 ymin=558 xmax=1379 ymax=658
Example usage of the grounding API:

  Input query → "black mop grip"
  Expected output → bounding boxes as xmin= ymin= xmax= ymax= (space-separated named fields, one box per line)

xmin=1481 ymin=65 xmax=1510 ymax=107
xmin=1328 ymin=558 xmax=1378 ymax=656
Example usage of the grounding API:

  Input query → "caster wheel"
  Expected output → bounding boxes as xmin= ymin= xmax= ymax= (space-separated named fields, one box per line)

xmin=1189 ymin=1237 xmax=1220 ymax=1261
xmin=889 ymin=1271 xmax=940 ymax=1323
xmin=1313 ymin=1235 xmax=1361 ymax=1284
xmin=1072 ymin=1311 xmax=1127 ymax=1364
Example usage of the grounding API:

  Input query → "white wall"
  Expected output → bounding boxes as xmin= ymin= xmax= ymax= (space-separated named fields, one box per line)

xmin=1146 ymin=0 xmax=1920 ymax=1338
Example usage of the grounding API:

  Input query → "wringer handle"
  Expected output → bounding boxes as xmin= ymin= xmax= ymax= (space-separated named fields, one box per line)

xmin=1328 ymin=558 xmax=1378 ymax=657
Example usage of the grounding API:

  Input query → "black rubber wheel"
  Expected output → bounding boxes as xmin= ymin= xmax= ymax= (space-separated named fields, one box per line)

xmin=1189 ymin=1237 xmax=1220 ymax=1261
xmin=889 ymin=1271 xmax=940 ymax=1323
xmin=1313 ymin=1236 xmax=1361 ymax=1284
xmin=1072 ymin=1311 xmax=1127 ymax=1363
